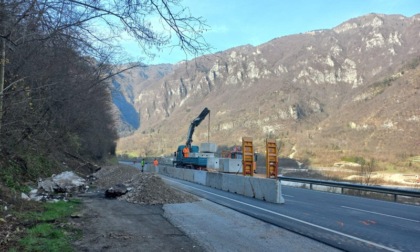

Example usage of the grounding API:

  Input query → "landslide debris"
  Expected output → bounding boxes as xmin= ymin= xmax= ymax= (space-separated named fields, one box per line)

xmin=92 ymin=164 xmax=198 ymax=204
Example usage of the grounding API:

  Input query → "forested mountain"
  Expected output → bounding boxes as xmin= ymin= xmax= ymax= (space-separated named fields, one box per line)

xmin=116 ymin=13 xmax=420 ymax=168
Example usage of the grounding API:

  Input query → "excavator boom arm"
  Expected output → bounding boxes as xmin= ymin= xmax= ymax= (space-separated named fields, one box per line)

xmin=185 ymin=107 xmax=210 ymax=148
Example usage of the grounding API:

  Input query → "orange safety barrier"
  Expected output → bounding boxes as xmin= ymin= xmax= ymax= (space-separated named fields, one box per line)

xmin=242 ymin=137 xmax=254 ymax=176
xmin=266 ymin=139 xmax=278 ymax=178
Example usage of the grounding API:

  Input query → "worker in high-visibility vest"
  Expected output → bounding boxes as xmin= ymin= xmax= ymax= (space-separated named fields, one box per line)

xmin=182 ymin=146 xmax=190 ymax=157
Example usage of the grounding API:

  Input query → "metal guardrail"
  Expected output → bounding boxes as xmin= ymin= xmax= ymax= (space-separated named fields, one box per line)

xmin=278 ymin=176 xmax=420 ymax=202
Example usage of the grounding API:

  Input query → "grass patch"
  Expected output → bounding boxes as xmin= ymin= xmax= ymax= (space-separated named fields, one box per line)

xmin=12 ymin=200 xmax=81 ymax=252
xmin=23 ymin=200 xmax=81 ymax=222
xmin=18 ymin=223 xmax=73 ymax=252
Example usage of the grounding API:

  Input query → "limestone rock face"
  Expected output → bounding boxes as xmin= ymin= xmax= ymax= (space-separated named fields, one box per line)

xmin=115 ymin=13 xmax=420 ymax=163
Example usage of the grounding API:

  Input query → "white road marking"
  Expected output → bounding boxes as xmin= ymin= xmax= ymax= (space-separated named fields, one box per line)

xmin=282 ymin=194 xmax=294 ymax=198
xmin=163 ymin=177 xmax=401 ymax=252
xmin=341 ymin=206 xmax=420 ymax=223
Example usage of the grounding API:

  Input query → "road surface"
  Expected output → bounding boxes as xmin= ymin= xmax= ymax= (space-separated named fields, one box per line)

xmin=162 ymin=175 xmax=420 ymax=252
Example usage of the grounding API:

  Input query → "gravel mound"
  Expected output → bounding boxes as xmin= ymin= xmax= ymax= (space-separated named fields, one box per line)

xmin=92 ymin=164 xmax=197 ymax=205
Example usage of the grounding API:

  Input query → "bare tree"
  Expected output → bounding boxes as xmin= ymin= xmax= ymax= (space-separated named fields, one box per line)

xmin=0 ymin=0 xmax=210 ymax=179
xmin=360 ymin=158 xmax=376 ymax=185
xmin=0 ymin=0 xmax=210 ymax=132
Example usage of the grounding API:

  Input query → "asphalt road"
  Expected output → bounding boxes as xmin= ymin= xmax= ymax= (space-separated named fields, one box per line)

xmin=162 ymin=175 xmax=420 ymax=252
xmin=163 ymin=196 xmax=340 ymax=252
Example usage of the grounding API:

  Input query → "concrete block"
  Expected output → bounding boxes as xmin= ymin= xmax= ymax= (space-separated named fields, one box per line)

xmin=173 ymin=167 xmax=183 ymax=179
xmin=160 ymin=166 xmax=175 ymax=177
xmin=220 ymin=159 xmax=242 ymax=173
xmin=183 ymin=169 xmax=195 ymax=182
xmin=206 ymin=157 xmax=220 ymax=169
xmin=222 ymin=174 xmax=245 ymax=194
xmin=249 ymin=176 xmax=275 ymax=202
xmin=277 ymin=180 xmax=285 ymax=203
xmin=194 ymin=170 xmax=207 ymax=185
xmin=200 ymin=143 xmax=217 ymax=153
xmin=206 ymin=172 xmax=223 ymax=189
xmin=171 ymin=167 xmax=179 ymax=178
xmin=157 ymin=165 xmax=284 ymax=204
xmin=243 ymin=176 xmax=257 ymax=198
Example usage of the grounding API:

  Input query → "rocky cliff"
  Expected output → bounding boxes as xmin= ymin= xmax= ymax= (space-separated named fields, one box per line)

xmin=115 ymin=13 xmax=420 ymax=166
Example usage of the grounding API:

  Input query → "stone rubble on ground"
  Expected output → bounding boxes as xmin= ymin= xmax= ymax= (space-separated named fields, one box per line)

xmin=37 ymin=171 xmax=87 ymax=193
xmin=92 ymin=165 xmax=198 ymax=205
xmin=22 ymin=171 xmax=88 ymax=202
xmin=19 ymin=164 xmax=197 ymax=205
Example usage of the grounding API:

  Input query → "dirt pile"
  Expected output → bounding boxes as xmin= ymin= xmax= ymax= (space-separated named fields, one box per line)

xmin=92 ymin=164 xmax=198 ymax=204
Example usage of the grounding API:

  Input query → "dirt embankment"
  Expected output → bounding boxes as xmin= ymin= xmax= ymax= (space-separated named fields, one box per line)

xmin=71 ymin=164 xmax=204 ymax=251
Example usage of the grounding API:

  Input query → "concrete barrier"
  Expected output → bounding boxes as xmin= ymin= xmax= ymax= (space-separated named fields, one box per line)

xmin=157 ymin=165 xmax=284 ymax=204
xmin=194 ymin=170 xmax=207 ymax=185
xmin=250 ymin=176 xmax=282 ymax=202
xmin=206 ymin=172 xmax=223 ymax=189
xmin=222 ymin=173 xmax=245 ymax=194
xmin=182 ymin=169 xmax=195 ymax=182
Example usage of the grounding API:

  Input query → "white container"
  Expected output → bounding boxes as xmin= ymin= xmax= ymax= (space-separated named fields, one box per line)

xmin=200 ymin=143 xmax=218 ymax=153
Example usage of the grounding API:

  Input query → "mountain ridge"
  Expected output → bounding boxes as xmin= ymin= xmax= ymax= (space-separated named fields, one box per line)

xmin=114 ymin=13 xmax=420 ymax=168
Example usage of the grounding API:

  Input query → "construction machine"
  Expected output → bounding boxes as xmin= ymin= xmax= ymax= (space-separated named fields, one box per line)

xmin=173 ymin=107 xmax=215 ymax=168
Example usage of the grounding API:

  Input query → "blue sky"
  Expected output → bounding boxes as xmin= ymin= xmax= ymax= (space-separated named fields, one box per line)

xmin=122 ymin=0 xmax=420 ymax=65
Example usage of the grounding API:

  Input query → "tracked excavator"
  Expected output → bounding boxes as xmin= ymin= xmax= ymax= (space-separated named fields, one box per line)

xmin=173 ymin=107 xmax=212 ymax=168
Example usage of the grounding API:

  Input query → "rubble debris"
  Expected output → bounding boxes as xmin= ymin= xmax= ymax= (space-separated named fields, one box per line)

xmin=92 ymin=165 xmax=198 ymax=205
xmin=105 ymin=184 xmax=128 ymax=198
xmin=37 ymin=171 xmax=86 ymax=194
xmin=25 ymin=171 xmax=88 ymax=202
